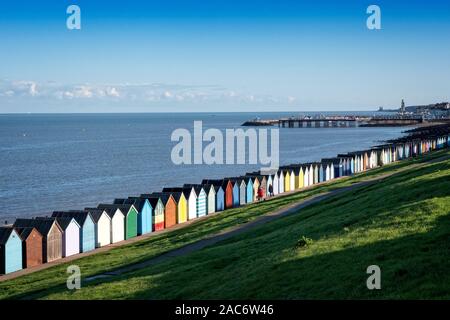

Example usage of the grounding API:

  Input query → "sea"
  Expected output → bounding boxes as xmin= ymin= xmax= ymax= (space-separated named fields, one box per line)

xmin=0 ymin=112 xmax=406 ymax=223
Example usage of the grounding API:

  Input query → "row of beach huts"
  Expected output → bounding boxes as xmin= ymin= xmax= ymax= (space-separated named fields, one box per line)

xmin=1 ymin=130 xmax=449 ymax=275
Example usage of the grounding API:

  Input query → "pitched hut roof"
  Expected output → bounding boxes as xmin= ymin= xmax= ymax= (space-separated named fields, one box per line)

xmin=0 ymin=226 xmax=15 ymax=245
xmin=83 ymin=208 xmax=109 ymax=223
xmin=13 ymin=218 xmax=61 ymax=236
xmin=52 ymin=210 xmax=92 ymax=226
xmin=36 ymin=216 xmax=79 ymax=231
xmin=15 ymin=227 xmax=41 ymax=241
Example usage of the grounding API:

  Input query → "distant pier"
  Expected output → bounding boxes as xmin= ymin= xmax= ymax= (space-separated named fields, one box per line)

xmin=242 ymin=115 xmax=425 ymax=128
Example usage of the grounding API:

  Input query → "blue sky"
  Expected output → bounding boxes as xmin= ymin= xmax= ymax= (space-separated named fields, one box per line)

xmin=0 ymin=0 xmax=449 ymax=112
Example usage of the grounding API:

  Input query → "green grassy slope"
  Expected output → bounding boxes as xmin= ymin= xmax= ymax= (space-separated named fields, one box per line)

xmin=1 ymin=150 xmax=449 ymax=299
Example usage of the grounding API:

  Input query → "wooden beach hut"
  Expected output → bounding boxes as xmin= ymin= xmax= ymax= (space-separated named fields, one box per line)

xmin=16 ymin=227 xmax=43 ymax=268
xmin=47 ymin=217 xmax=80 ymax=257
xmin=0 ymin=227 xmax=22 ymax=274
xmin=84 ymin=208 xmax=111 ymax=247
xmin=14 ymin=218 xmax=63 ymax=263
xmin=96 ymin=205 xmax=125 ymax=243
xmin=52 ymin=211 xmax=95 ymax=253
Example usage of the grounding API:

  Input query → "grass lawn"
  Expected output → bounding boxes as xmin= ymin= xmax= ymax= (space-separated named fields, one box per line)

xmin=1 ymin=149 xmax=449 ymax=299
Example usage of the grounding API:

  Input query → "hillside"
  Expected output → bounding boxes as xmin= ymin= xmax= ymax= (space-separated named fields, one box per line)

xmin=1 ymin=150 xmax=449 ymax=299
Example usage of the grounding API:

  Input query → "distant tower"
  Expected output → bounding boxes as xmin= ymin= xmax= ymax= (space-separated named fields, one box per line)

xmin=400 ymin=99 xmax=406 ymax=114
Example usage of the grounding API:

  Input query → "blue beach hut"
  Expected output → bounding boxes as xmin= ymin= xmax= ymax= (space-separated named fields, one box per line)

xmin=229 ymin=179 xmax=240 ymax=207
xmin=0 ymin=227 xmax=23 ymax=274
xmin=244 ymin=177 xmax=254 ymax=203
xmin=213 ymin=185 xmax=225 ymax=211
xmin=319 ymin=164 xmax=325 ymax=182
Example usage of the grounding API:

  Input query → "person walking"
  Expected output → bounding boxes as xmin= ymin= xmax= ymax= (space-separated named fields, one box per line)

xmin=257 ymin=186 xmax=264 ymax=201
xmin=268 ymin=184 xmax=273 ymax=197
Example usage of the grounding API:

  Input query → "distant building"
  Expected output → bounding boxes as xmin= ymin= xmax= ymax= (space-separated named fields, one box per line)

xmin=400 ymin=99 xmax=406 ymax=114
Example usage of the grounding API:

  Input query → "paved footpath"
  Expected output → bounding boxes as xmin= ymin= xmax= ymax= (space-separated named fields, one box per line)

xmin=1 ymin=152 xmax=448 ymax=283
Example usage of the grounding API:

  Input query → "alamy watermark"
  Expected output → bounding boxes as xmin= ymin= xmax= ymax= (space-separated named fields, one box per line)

xmin=366 ymin=5 xmax=381 ymax=30
xmin=171 ymin=121 xmax=279 ymax=171
xmin=67 ymin=265 xmax=81 ymax=290
xmin=366 ymin=265 xmax=381 ymax=290
xmin=66 ymin=5 xmax=81 ymax=30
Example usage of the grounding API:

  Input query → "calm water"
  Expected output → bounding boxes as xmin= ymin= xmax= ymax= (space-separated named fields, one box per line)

xmin=0 ymin=112 xmax=406 ymax=223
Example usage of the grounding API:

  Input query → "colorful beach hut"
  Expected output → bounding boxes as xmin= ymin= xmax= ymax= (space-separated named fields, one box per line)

xmin=150 ymin=193 xmax=178 ymax=228
xmin=171 ymin=192 xmax=188 ymax=223
xmin=0 ymin=227 xmax=22 ymax=274
xmin=142 ymin=196 xmax=165 ymax=231
xmin=242 ymin=176 xmax=254 ymax=203
xmin=213 ymin=184 xmax=225 ymax=211
xmin=224 ymin=179 xmax=240 ymax=207
xmin=16 ymin=227 xmax=43 ymax=268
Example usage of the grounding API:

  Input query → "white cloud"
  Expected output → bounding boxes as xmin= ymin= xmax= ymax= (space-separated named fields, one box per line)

xmin=0 ymin=79 xmax=298 ymax=107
